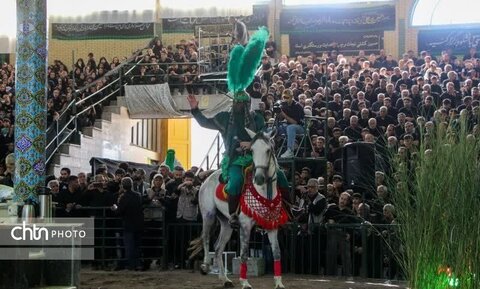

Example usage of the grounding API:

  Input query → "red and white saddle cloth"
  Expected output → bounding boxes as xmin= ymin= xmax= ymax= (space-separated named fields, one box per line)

xmin=240 ymin=181 xmax=288 ymax=230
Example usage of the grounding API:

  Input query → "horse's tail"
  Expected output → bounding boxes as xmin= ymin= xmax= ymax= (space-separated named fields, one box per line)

xmin=187 ymin=233 xmax=204 ymax=260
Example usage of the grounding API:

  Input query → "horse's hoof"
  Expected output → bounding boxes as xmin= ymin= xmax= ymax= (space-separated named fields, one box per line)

xmin=224 ymin=281 xmax=234 ymax=288
xmin=200 ymin=264 xmax=209 ymax=275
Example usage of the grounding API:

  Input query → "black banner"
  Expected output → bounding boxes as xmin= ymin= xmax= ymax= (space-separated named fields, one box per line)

xmin=162 ymin=5 xmax=268 ymax=33
xmin=280 ymin=5 xmax=395 ymax=32
xmin=289 ymin=31 xmax=384 ymax=56
xmin=418 ymin=29 xmax=480 ymax=55
xmin=52 ymin=23 xmax=154 ymax=40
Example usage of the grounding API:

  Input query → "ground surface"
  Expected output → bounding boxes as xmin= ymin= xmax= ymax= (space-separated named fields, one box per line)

xmin=80 ymin=269 xmax=407 ymax=289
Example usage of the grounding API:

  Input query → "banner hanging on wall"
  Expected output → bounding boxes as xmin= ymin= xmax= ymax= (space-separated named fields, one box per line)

xmin=280 ymin=5 xmax=395 ymax=33
xmin=51 ymin=22 xmax=154 ymax=40
xmin=289 ymin=31 xmax=384 ymax=56
xmin=418 ymin=28 xmax=480 ymax=55
xmin=162 ymin=5 xmax=268 ymax=33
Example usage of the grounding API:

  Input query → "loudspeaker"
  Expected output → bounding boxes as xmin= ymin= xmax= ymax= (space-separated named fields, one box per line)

xmin=342 ymin=142 xmax=376 ymax=195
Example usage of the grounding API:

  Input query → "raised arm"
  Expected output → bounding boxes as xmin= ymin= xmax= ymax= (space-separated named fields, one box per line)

xmin=187 ymin=94 xmax=220 ymax=130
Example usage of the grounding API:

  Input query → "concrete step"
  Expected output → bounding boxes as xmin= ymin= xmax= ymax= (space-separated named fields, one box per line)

xmin=116 ymin=96 xmax=127 ymax=107
xmin=82 ymin=126 xmax=102 ymax=138
xmin=94 ymin=119 xmax=111 ymax=129
xmin=103 ymin=105 xmax=121 ymax=114
xmin=58 ymin=143 xmax=81 ymax=155
xmin=46 ymin=164 xmax=61 ymax=176
xmin=51 ymin=153 xmax=70 ymax=166
xmin=101 ymin=111 xmax=112 ymax=121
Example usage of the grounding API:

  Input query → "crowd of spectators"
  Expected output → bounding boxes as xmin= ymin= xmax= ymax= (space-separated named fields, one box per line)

xmin=131 ymin=38 xmax=207 ymax=94
xmin=0 ymin=63 xmax=15 ymax=168
xmin=48 ymin=53 xmax=130 ymax=129
xmin=2 ymin=29 xmax=480 ymax=278
xmin=0 ymin=52 xmax=130 ymax=173
xmin=44 ymin=163 xmax=205 ymax=271
xmin=249 ymin=45 xmax=480 ymax=278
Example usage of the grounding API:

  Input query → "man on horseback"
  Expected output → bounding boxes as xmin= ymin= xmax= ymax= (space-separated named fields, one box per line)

xmin=187 ymin=27 xmax=290 ymax=228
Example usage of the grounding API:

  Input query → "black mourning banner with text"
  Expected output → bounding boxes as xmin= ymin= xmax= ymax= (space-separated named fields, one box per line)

xmin=289 ymin=31 xmax=384 ymax=56
xmin=418 ymin=29 xmax=480 ymax=55
xmin=162 ymin=5 xmax=268 ymax=33
xmin=52 ymin=23 xmax=154 ymax=40
xmin=280 ymin=5 xmax=395 ymax=33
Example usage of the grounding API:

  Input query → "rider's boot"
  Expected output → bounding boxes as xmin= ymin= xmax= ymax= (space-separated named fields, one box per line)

xmin=227 ymin=194 xmax=241 ymax=229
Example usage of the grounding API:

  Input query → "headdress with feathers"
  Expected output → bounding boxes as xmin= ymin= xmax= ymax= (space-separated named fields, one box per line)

xmin=227 ymin=27 xmax=269 ymax=102
xmin=226 ymin=27 xmax=269 ymax=130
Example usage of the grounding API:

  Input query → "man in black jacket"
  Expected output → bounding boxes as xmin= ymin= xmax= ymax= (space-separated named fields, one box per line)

xmin=113 ymin=177 xmax=144 ymax=271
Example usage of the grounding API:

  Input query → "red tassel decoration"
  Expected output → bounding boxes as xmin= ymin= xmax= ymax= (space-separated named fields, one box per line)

xmin=240 ymin=262 xmax=247 ymax=279
xmin=274 ymin=260 xmax=282 ymax=276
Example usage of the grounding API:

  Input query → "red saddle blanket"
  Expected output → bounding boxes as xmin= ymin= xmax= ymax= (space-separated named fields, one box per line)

xmin=215 ymin=183 xmax=228 ymax=202
xmin=215 ymin=169 xmax=288 ymax=230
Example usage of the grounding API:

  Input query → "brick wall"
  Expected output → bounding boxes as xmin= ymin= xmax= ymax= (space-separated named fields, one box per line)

xmin=48 ymin=38 xmax=151 ymax=67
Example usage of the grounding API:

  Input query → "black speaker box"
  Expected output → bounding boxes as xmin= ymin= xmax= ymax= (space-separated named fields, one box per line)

xmin=342 ymin=142 xmax=376 ymax=195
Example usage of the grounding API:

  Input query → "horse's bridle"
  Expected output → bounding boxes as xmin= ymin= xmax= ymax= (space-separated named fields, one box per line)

xmin=250 ymin=133 xmax=277 ymax=184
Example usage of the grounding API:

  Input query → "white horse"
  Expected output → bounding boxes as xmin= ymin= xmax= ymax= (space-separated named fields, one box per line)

xmin=192 ymin=128 xmax=287 ymax=289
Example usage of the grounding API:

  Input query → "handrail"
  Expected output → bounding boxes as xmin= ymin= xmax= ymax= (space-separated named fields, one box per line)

xmin=74 ymin=47 xmax=147 ymax=95
xmin=46 ymin=116 xmax=76 ymax=150
xmin=77 ymin=87 xmax=120 ymax=117
xmin=195 ymin=132 xmax=224 ymax=174
xmin=46 ymin=99 xmax=76 ymax=133
xmin=45 ymin=40 xmax=154 ymax=166
xmin=124 ymin=54 xmax=148 ymax=76
xmin=76 ymin=77 xmax=120 ymax=106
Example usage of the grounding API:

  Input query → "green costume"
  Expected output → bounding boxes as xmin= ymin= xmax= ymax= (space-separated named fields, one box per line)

xmin=191 ymin=27 xmax=290 ymax=225
xmin=191 ymin=105 xmax=290 ymax=196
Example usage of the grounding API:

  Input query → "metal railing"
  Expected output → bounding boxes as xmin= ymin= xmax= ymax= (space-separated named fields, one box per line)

xmin=45 ymin=47 xmax=150 ymax=164
xmin=54 ymin=206 xmax=167 ymax=269
xmin=196 ymin=132 xmax=223 ymax=172
xmin=53 ymin=203 xmax=399 ymax=278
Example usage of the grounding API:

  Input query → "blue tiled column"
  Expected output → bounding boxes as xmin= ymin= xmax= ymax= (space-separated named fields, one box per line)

xmin=14 ymin=0 xmax=47 ymax=203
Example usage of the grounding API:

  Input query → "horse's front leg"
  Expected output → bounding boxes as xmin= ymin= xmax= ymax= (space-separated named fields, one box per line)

xmin=239 ymin=216 xmax=254 ymax=289
xmin=268 ymin=229 xmax=285 ymax=289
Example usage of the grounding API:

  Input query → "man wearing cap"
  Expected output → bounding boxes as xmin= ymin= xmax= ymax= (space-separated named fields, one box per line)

xmin=279 ymin=88 xmax=305 ymax=158
xmin=304 ymin=178 xmax=327 ymax=225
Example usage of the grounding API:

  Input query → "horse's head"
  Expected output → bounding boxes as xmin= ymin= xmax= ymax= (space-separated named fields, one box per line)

xmin=246 ymin=128 xmax=276 ymax=186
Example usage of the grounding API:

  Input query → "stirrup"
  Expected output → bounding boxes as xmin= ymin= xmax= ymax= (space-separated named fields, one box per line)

xmin=228 ymin=213 xmax=240 ymax=229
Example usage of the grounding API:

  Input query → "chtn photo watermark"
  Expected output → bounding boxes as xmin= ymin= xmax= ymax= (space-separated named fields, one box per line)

xmin=10 ymin=221 xmax=87 ymax=241
xmin=0 ymin=218 xmax=94 ymax=260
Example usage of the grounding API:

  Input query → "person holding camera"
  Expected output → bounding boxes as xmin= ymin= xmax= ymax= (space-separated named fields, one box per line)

xmin=176 ymin=171 xmax=199 ymax=222
xmin=278 ymin=89 xmax=305 ymax=158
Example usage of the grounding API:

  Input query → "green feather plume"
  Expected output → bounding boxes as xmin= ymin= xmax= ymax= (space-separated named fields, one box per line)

xmin=227 ymin=45 xmax=245 ymax=93
xmin=227 ymin=27 xmax=269 ymax=95
xmin=164 ymin=149 xmax=176 ymax=171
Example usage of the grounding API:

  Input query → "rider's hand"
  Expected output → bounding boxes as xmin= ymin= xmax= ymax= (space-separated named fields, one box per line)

xmin=239 ymin=141 xmax=251 ymax=151
xmin=187 ymin=94 xmax=199 ymax=109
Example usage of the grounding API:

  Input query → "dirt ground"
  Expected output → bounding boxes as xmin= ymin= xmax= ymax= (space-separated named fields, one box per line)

xmin=80 ymin=269 xmax=407 ymax=289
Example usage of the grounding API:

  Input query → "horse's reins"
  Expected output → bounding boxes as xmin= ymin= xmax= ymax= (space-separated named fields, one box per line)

xmin=250 ymin=133 xmax=277 ymax=199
